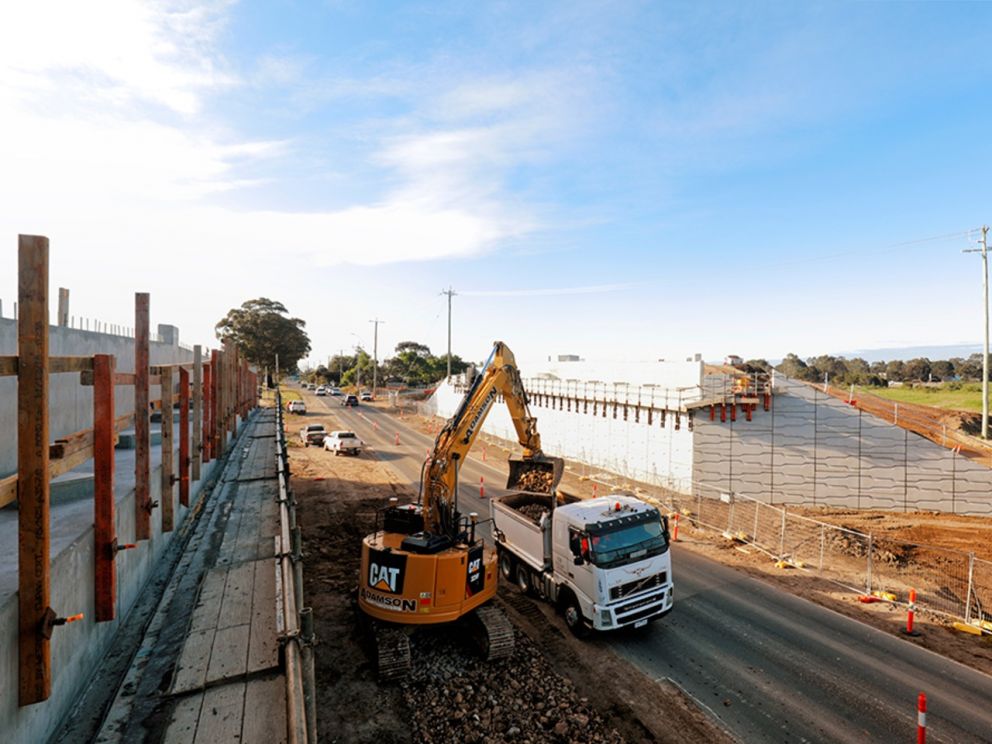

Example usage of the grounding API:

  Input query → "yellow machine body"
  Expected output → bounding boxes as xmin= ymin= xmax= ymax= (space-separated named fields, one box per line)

xmin=357 ymin=532 xmax=498 ymax=624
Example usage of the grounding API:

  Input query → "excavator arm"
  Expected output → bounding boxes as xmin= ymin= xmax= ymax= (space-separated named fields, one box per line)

xmin=422 ymin=341 xmax=562 ymax=537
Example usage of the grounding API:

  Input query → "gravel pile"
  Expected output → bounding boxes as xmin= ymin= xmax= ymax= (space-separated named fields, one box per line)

xmin=401 ymin=627 xmax=625 ymax=744
xmin=514 ymin=468 xmax=555 ymax=493
xmin=518 ymin=504 xmax=551 ymax=524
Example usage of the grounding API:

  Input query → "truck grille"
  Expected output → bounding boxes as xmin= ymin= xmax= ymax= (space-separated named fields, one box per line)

xmin=610 ymin=572 xmax=666 ymax=601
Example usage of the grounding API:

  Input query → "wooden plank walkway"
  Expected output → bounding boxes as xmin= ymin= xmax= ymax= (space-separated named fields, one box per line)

xmin=162 ymin=410 xmax=287 ymax=743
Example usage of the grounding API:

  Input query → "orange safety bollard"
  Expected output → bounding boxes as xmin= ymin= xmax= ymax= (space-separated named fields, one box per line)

xmin=480 ymin=476 xmax=485 ymax=499
xmin=672 ymin=513 xmax=680 ymax=542
xmin=395 ymin=432 xmax=400 ymax=446
xmin=593 ymin=483 xmax=598 ymax=497
xmin=904 ymin=588 xmax=920 ymax=636
xmin=917 ymin=692 xmax=926 ymax=744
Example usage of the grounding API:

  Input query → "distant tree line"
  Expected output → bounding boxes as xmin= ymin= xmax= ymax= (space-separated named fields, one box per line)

xmin=303 ymin=341 xmax=469 ymax=388
xmin=740 ymin=353 xmax=990 ymax=386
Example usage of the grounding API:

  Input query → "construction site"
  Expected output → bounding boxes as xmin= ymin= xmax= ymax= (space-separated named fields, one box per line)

xmin=3 ymin=235 xmax=992 ymax=743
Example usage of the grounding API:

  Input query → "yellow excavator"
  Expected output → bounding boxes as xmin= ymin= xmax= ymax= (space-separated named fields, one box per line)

xmin=358 ymin=341 xmax=563 ymax=678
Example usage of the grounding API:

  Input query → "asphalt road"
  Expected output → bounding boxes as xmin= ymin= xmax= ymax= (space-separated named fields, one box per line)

xmin=307 ymin=390 xmax=992 ymax=743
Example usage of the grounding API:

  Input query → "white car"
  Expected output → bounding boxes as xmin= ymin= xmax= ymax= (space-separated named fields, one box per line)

xmin=315 ymin=386 xmax=328 ymax=396
xmin=359 ymin=391 xmax=373 ymax=402
xmin=329 ymin=387 xmax=342 ymax=396
xmin=287 ymin=400 xmax=306 ymax=414
xmin=323 ymin=430 xmax=364 ymax=456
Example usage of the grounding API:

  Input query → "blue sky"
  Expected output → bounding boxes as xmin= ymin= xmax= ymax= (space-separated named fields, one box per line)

xmin=1 ymin=1 xmax=990 ymax=367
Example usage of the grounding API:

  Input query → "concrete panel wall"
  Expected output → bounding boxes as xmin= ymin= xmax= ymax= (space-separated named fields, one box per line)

xmin=0 ymin=317 xmax=194 ymax=477
xmin=427 ymin=379 xmax=696 ymax=492
xmin=692 ymin=376 xmax=992 ymax=515
xmin=0 ymin=416 xmax=242 ymax=744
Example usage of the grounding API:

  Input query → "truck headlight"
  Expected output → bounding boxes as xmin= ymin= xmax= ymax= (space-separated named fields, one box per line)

xmin=599 ymin=609 xmax=612 ymax=627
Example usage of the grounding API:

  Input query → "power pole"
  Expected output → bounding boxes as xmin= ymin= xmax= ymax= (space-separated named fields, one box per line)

xmin=965 ymin=225 xmax=990 ymax=439
xmin=440 ymin=286 xmax=457 ymax=379
xmin=369 ymin=318 xmax=384 ymax=398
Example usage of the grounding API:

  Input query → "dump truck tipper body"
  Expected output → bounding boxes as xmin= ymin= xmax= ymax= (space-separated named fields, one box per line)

xmin=491 ymin=493 xmax=673 ymax=633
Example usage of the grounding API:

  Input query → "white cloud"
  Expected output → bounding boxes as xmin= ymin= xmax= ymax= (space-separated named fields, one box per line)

xmin=0 ymin=0 xmax=568 ymax=285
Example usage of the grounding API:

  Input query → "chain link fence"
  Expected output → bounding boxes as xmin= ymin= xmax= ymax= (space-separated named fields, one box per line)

xmin=635 ymin=481 xmax=992 ymax=631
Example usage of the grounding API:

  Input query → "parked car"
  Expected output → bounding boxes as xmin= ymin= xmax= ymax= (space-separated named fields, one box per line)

xmin=315 ymin=386 xmax=328 ymax=396
xmin=342 ymin=394 xmax=359 ymax=407
xmin=324 ymin=430 xmax=363 ymax=456
xmin=300 ymin=424 xmax=327 ymax=447
xmin=287 ymin=400 xmax=306 ymax=414
xmin=359 ymin=391 xmax=373 ymax=402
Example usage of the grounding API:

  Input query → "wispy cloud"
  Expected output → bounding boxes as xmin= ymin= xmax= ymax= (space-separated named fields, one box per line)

xmin=461 ymin=283 xmax=637 ymax=298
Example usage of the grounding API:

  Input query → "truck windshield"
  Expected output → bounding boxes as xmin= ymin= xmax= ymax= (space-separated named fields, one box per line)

xmin=588 ymin=520 xmax=667 ymax=568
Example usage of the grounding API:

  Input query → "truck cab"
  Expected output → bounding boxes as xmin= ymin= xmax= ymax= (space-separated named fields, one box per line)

xmin=552 ymin=496 xmax=672 ymax=631
xmin=492 ymin=493 xmax=672 ymax=635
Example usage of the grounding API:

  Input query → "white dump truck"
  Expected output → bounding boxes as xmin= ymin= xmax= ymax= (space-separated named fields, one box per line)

xmin=491 ymin=492 xmax=673 ymax=636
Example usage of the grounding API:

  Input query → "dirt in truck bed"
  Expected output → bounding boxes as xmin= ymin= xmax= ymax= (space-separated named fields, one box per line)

xmin=292 ymin=409 xmax=731 ymax=743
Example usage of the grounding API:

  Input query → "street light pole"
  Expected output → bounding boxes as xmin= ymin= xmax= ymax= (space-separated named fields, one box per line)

xmin=441 ymin=286 xmax=457 ymax=379
xmin=965 ymin=225 xmax=990 ymax=439
xmin=369 ymin=318 xmax=384 ymax=398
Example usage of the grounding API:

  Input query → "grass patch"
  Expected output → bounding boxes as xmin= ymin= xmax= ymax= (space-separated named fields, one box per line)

xmin=260 ymin=388 xmax=302 ymax=402
xmin=856 ymin=383 xmax=988 ymax=413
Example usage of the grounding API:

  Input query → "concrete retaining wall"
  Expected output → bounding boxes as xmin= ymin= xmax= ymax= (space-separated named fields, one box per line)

xmin=0 ymin=318 xmax=193 ymax=477
xmin=426 ymin=370 xmax=698 ymax=492
xmin=692 ymin=375 xmax=992 ymax=515
xmin=0 ymin=417 xmax=243 ymax=744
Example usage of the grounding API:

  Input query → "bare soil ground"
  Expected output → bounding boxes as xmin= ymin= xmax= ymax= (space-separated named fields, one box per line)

xmin=406 ymin=412 xmax=992 ymax=678
xmin=290 ymin=405 xmax=731 ymax=744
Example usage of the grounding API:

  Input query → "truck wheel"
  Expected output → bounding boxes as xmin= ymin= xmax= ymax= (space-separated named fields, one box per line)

xmin=498 ymin=550 xmax=513 ymax=581
xmin=562 ymin=595 xmax=590 ymax=638
xmin=304 ymin=442 xmax=309 ymax=447
xmin=515 ymin=566 xmax=532 ymax=595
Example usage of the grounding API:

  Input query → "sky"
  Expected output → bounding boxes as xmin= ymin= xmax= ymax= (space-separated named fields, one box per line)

xmin=1 ymin=1 xmax=991 ymax=368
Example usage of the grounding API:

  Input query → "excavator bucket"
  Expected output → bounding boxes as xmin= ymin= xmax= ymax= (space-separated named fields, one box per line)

xmin=506 ymin=456 xmax=564 ymax=494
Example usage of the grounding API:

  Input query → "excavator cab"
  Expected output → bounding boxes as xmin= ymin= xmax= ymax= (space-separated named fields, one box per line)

xmin=506 ymin=456 xmax=564 ymax=494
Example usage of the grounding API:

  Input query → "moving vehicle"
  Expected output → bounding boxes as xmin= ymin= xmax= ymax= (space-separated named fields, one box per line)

xmin=315 ymin=386 xmax=328 ymax=396
xmin=492 ymin=492 xmax=672 ymax=636
xmin=330 ymin=387 xmax=342 ymax=396
xmin=300 ymin=423 xmax=327 ymax=447
xmin=324 ymin=430 xmax=364 ymax=456
xmin=343 ymin=394 xmax=359 ymax=407
xmin=358 ymin=341 xmax=561 ymax=679
xmin=360 ymin=391 xmax=373 ymax=402
xmin=287 ymin=400 xmax=306 ymax=414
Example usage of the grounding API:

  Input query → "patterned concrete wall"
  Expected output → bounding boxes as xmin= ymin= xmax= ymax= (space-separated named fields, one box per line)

xmin=693 ymin=376 xmax=992 ymax=515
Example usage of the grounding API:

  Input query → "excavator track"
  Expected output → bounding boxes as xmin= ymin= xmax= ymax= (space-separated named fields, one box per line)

xmin=473 ymin=605 xmax=515 ymax=661
xmin=372 ymin=623 xmax=412 ymax=681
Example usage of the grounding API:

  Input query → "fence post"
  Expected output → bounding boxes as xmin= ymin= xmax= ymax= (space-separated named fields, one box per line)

xmin=18 ymin=234 xmax=51 ymax=705
xmin=866 ymin=533 xmax=874 ymax=595
xmin=192 ymin=345 xmax=202 ymax=481
xmin=135 ymin=292 xmax=152 ymax=540
xmin=203 ymin=359 xmax=212 ymax=463
xmin=161 ymin=366 xmax=175 ymax=532
xmin=964 ymin=552 xmax=975 ymax=624
xmin=779 ymin=507 xmax=786 ymax=558
xmin=819 ymin=524 xmax=825 ymax=573
xmin=179 ymin=366 xmax=190 ymax=507
xmin=753 ymin=502 xmax=760 ymax=543
xmin=94 ymin=354 xmax=117 ymax=622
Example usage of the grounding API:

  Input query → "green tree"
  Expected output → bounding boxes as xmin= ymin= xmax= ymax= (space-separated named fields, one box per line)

xmin=885 ymin=360 xmax=906 ymax=382
xmin=776 ymin=353 xmax=811 ymax=380
xmin=215 ymin=298 xmax=310 ymax=373
xmin=904 ymin=357 xmax=932 ymax=382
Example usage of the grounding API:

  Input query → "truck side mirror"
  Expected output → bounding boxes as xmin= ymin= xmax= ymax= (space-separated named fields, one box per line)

xmin=662 ymin=515 xmax=670 ymax=539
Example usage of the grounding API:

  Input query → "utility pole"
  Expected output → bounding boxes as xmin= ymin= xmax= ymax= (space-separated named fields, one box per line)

xmin=965 ymin=225 xmax=990 ymax=439
xmin=440 ymin=286 xmax=457 ymax=379
xmin=369 ymin=318 xmax=384 ymax=398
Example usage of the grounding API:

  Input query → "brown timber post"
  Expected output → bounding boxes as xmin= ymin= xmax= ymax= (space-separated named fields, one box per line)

xmin=160 ymin=366 xmax=175 ymax=532
xmin=202 ymin=359 xmax=212 ymax=463
xmin=192 ymin=345 xmax=202 ymax=480
xmin=179 ymin=366 xmax=190 ymax=507
xmin=211 ymin=349 xmax=221 ymax=455
xmin=18 ymin=235 xmax=51 ymax=705
xmin=93 ymin=353 xmax=117 ymax=622
xmin=135 ymin=293 xmax=152 ymax=540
